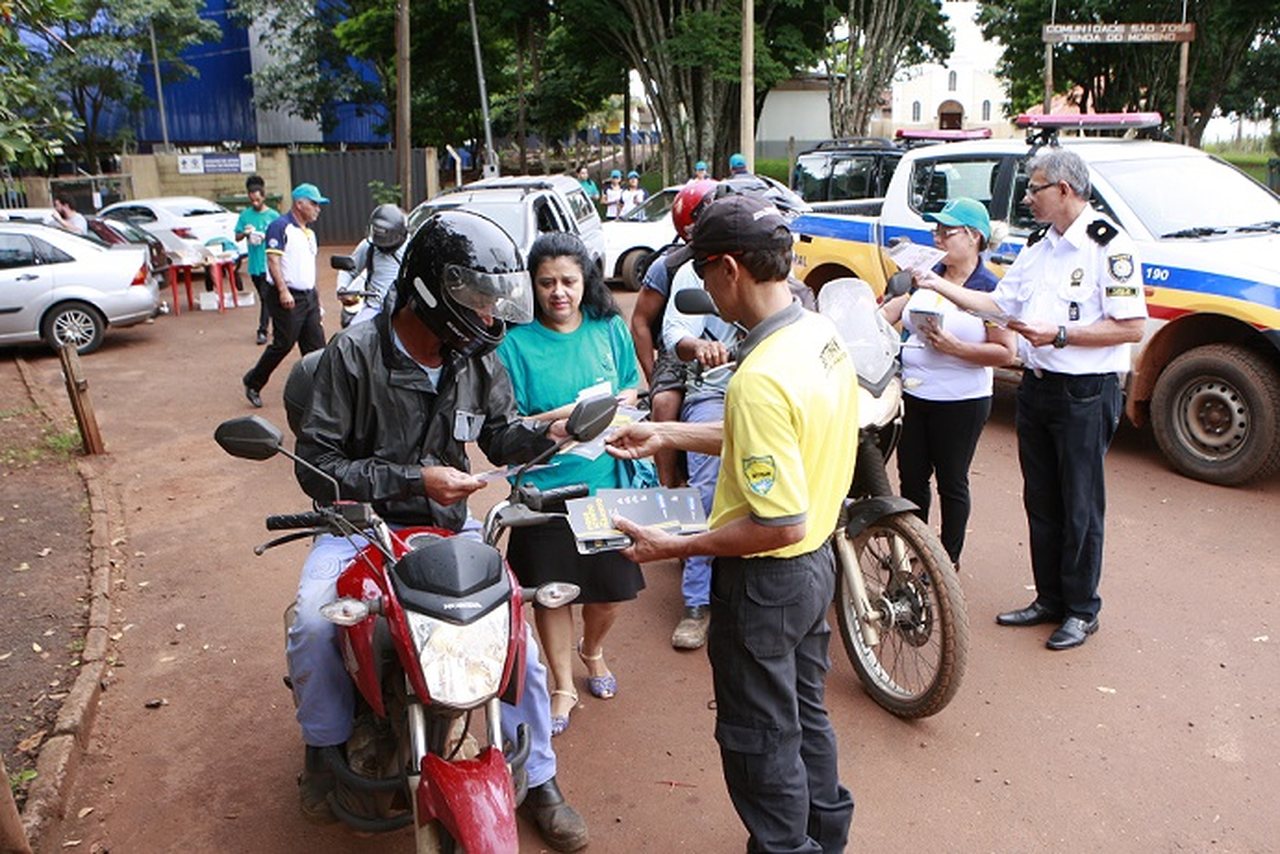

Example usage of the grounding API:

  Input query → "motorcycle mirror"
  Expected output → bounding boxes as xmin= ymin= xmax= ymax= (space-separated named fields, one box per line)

xmin=330 ymin=255 xmax=356 ymax=272
xmin=214 ymin=415 xmax=284 ymax=461
xmin=534 ymin=582 xmax=580 ymax=609
xmin=673 ymin=288 xmax=719 ymax=316
xmin=885 ymin=270 xmax=913 ymax=299
xmin=566 ymin=394 xmax=618 ymax=443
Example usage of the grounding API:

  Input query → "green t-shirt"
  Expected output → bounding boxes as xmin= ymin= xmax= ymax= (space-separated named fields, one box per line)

xmin=496 ymin=313 xmax=639 ymax=493
xmin=235 ymin=206 xmax=279 ymax=275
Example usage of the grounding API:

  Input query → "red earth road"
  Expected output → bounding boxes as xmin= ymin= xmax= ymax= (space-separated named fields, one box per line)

xmin=11 ymin=251 xmax=1278 ymax=852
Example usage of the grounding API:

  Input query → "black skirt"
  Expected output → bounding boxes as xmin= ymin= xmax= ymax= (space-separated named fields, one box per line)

xmin=506 ymin=517 xmax=645 ymax=604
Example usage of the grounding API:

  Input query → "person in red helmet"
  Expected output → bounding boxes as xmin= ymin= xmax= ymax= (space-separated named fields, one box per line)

xmin=627 ymin=179 xmax=719 ymax=489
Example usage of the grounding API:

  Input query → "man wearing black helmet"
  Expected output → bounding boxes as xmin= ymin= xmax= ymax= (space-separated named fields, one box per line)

xmin=335 ymin=203 xmax=408 ymax=326
xmin=288 ymin=209 xmax=589 ymax=850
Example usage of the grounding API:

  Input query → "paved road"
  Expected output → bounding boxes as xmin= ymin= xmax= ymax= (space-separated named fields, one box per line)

xmin=17 ymin=253 xmax=1278 ymax=852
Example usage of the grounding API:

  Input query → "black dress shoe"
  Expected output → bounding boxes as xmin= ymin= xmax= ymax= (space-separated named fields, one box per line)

xmin=1046 ymin=616 xmax=1099 ymax=650
xmin=995 ymin=601 xmax=1061 ymax=627
xmin=520 ymin=777 xmax=588 ymax=852
xmin=244 ymin=385 xmax=263 ymax=408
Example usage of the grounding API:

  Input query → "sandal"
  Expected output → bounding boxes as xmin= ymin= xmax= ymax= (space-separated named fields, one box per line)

xmin=549 ymin=689 xmax=578 ymax=737
xmin=577 ymin=640 xmax=618 ymax=700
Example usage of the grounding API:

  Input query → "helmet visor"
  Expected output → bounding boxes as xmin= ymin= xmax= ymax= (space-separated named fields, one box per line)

xmin=442 ymin=263 xmax=534 ymax=324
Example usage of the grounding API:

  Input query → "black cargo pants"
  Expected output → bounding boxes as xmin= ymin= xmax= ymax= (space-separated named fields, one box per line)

xmin=709 ymin=546 xmax=854 ymax=854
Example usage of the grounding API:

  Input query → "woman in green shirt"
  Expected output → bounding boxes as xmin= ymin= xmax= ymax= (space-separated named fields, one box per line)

xmin=496 ymin=232 xmax=645 ymax=736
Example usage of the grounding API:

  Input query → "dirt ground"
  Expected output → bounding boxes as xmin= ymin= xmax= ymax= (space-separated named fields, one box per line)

xmin=4 ymin=250 xmax=1279 ymax=853
xmin=0 ymin=363 xmax=90 ymax=809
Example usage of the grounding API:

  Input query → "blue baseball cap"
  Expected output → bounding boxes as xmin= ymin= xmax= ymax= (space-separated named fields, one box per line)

xmin=694 ymin=161 xmax=708 ymax=172
xmin=609 ymin=169 xmax=622 ymax=180
xmin=292 ymin=183 xmax=329 ymax=205
xmin=627 ymin=170 xmax=639 ymax=179
xmin=729 ymin=153 xmax=747 ymax=171
xmin=923 ymin=197 xmax=990 ymax=240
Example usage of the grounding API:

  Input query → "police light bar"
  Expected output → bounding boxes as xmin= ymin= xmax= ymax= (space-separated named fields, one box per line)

xmin=895 ymin=128 xmax=994 ymax=141
xmin=1014 ymin=112 xmax=1163 ymax=131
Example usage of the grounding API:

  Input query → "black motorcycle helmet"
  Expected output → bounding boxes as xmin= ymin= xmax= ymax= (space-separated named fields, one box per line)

xmin=393 ymin=209 xmax=533 ymax=358
xmin=368 ymin=203 xmax=408 ymax=249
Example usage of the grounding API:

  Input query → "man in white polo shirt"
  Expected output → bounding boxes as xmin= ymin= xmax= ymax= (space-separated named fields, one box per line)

xmin=243 ymin=183 xmax=329 ymax=408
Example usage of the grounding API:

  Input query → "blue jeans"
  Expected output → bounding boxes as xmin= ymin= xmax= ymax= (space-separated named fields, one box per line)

xmin=286 ymin=529 xmax=557 ymax=787
xmin=681 ymin=393 xmax=724 ymax=608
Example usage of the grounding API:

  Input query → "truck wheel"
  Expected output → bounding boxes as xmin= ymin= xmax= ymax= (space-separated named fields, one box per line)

xmin=1150 ymin=343 xmax=1280 ymax=486
xmin=619 ymin=249 xmax=651 ymax=291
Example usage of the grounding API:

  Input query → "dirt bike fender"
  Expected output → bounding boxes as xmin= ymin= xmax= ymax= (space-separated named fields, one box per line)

xmin=417 ymin=746 xmax=517 ymax=852
xmin=842 ymin=496 xmax=919 ymax=540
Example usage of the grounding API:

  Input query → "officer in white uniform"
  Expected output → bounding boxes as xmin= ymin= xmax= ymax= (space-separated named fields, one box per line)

xmin=916 ymin=147 xmax=1147 ymax=650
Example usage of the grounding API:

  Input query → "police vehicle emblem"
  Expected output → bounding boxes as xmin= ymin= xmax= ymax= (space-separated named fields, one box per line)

xmin=1108 ymin=254 xmax=1134 ymax=281
xmin=743 ymin=455 xmax=776 ymax=496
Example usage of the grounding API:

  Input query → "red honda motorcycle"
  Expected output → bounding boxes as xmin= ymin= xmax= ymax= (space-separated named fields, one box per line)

xmin=214 ymin=395 xmax=617 ymax=853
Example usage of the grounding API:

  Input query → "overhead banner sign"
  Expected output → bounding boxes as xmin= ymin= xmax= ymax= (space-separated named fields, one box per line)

xmin=177 ymin=153 xmax=259 ymax=175
xmin=1042 ymin=23 xmax=1196 ymax=44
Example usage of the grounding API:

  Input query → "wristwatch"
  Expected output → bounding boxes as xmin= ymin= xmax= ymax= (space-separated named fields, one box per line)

xmin=1052 ymin=325 xmax=1068 ymax=348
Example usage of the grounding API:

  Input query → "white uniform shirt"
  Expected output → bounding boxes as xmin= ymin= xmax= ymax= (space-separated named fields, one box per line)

xmin=620 ymin=187 xmax=647 ymax=217
xmin=993 ymin=207 xmax=1147 ymax=374
xmin=265 ymin=211 xmax=318 ymax=291
xmin=901 ymin=288 xmax=994 ymax=401
xmin=603 ymin=185 xmax=625 ymax=219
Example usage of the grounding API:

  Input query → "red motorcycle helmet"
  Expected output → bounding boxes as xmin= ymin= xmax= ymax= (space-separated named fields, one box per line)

xmin=671 ymin=179 xmax=719 ymax=242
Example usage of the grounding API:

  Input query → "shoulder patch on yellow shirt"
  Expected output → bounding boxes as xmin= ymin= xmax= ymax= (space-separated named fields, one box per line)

xmin=743 ymin=455 xmax=776 ymax=496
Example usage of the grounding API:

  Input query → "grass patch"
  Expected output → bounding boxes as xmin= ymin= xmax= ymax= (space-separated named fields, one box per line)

xmin=754 ymin=158 xmax=791 ymax=184
xmin=43 ymin=429 xmax=81 ymax=458
xmin=8 ymin=767 xmax=37 ymax=795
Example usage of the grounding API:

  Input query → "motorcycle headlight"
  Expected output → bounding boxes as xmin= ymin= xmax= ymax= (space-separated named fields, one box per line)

xmin=404 ymin=607 xmax=510 ymax=707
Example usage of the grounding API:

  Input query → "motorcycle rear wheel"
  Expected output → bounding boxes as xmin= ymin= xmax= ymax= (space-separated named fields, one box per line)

xmin=835 ymin=511 xmax=968 ymax=718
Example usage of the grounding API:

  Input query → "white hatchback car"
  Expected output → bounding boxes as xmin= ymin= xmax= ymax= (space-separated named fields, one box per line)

xmin=98 ymin=196 xmax=241 ymax=265
xmin=0 ymin=221 xmax=158 ymax=354
xmin=602 ymin=186 xmax=680 ymax=290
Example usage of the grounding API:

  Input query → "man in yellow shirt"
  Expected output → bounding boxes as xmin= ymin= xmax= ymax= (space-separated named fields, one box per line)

xmin=609 ymin=194 xmax=858 ymax=853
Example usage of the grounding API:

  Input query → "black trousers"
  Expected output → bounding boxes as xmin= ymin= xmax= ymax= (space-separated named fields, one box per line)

xmin=1015 ymin=370 xmax=1121 ymax=621
xmin=896 ymin=393 xmax=992 ymax=564
xmin=243 ymin=288 xmax=324 ymax=392
xmin=250 ymin=273 xmax=271 ymax=336
xmin=709 ymin=547 xmax=854 ymax=854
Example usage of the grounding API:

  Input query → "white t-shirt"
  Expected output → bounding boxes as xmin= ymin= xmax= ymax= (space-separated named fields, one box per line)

xmin=620 ymin=188 xmax=646 ymax=217
xmin=265 ymin=211 xmax=318 ymax=291
xmin=901 ymin=288 xmax=994 ymax=401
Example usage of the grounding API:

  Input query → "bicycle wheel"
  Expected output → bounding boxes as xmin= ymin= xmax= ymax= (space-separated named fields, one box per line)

xmin=834 ymin=511 xmax=968 ymax=718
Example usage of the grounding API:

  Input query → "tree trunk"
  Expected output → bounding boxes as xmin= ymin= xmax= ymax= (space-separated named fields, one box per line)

xmin=829 ymin=0 xmax=930 ymax=137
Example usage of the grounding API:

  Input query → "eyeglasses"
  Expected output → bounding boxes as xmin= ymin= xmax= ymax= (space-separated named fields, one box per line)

xmin=1024 ymin=181 xmax=1057 ymax=197
xmin=933 ymin=226 xmax=967 ymax=239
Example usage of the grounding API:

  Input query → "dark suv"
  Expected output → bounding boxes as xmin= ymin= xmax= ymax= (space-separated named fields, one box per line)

xmin=791 ymin=138 xmax=903 ymax=209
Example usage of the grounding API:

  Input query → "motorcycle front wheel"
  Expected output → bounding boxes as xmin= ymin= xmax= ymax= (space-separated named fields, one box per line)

xmin=834 ymin=511 xmax=968 ymax=718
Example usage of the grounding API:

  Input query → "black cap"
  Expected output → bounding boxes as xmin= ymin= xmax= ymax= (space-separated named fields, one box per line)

xmin=668 ymin=194 xmax=792 ymax=267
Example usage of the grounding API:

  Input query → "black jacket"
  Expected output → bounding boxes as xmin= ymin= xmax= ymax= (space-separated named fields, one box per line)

xmin=295 ymin=311 xmax=552 ymax=530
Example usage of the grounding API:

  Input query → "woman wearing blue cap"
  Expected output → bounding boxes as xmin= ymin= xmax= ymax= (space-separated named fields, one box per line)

xmin=603 ymin=169 xmax=624 ymax=219
xmin=692 ymin=161 xmax=709 ymax=181
xmin=880 ymin=196 xmax=1017 ymax=568
xmin=620 ymin=170 xmax=646 ymax=217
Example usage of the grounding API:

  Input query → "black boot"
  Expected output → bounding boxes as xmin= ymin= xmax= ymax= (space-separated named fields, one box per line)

xmin=520 ymin=776 xmax=588 ymax=851
xmin=298 ymin=745 xmax=338 ymax=824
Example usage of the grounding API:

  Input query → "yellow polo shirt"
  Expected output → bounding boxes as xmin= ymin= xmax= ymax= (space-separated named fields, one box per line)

xmin=709 ymin=304 xmax=859 ymax=558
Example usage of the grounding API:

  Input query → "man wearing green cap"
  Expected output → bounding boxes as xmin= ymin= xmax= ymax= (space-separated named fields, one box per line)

xmin=243 ymin=183 xmax=329 ymax=408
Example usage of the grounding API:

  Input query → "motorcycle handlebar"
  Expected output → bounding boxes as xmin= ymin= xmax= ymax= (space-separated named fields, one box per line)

xmin=266 ymin=511 xmax=331 ymax=531
xmin=529 ymin=483 xmax=589 ymax=511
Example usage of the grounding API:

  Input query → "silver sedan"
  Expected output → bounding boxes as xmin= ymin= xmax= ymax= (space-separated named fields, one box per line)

xmin=0 ymin=221 xmax=159 ymax=354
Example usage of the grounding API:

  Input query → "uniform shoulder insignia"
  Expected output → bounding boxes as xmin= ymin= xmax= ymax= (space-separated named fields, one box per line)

xmin=1086 ymin=219 xmax=1118 ymax=246
xmin=1026 ymin=224 xmax=1050 ymax=247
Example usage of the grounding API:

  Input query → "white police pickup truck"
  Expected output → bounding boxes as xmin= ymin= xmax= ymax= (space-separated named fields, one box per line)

xmin=791 ymin=116 xmax=1280 ymax=486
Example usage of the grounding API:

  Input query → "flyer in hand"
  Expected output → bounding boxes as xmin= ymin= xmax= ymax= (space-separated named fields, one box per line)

xmin=564 ymin=487 xmax=708 ymax=554
xmin=887 ymin=240 xmax=947 ymax=275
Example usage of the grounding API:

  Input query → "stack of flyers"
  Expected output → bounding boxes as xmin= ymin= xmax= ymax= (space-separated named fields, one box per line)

xmin=564 ymin=487 xmax=707 ymax=554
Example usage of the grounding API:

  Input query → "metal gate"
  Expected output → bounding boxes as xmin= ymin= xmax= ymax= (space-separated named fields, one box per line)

xmin=287 ymin=149 xmax=431 ymax=244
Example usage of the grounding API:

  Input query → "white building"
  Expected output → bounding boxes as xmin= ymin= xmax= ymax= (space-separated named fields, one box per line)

xmin=756 ymin=0 xmax=1014 ymax=158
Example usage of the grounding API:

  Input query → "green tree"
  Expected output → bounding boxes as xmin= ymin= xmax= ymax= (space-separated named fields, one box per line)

xmin=1 ymin=0 xmax=84 ymax=168
xmin=976 ymin=0 xmax=1280 ymax=147
xmin=572 ymin=0 xmax=833 ymax=182
xmin=25 ymin=0 xmax=220 ymax=169
xmin=825 ymin=0 xmax=952 ymax=137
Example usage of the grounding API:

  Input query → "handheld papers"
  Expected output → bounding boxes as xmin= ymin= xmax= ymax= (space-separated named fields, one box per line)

xmin=909 ymin=309 xmax=944 ymax=334
xmin=966 ymin=308 xmax=1013 ymax=328
xmin=888 ymin=240 xmax=947 ymax=276
xmin=564 ymin=404 xmax=649 ymax=462
xmin=564 ymin=487 xmax=707 ymax=554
